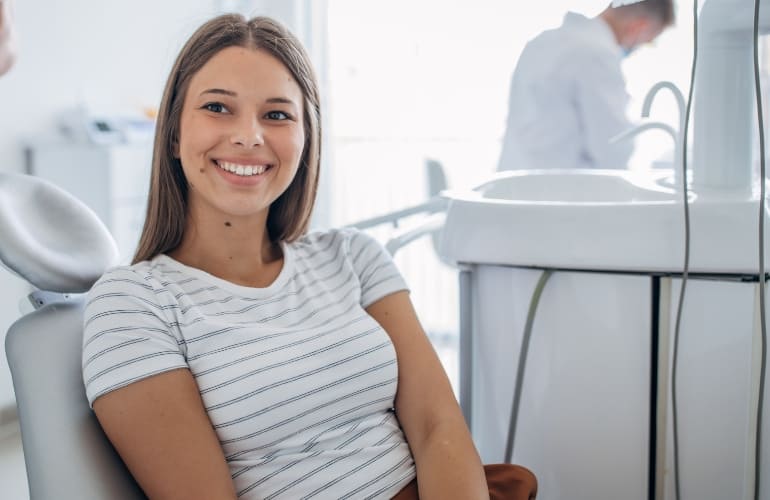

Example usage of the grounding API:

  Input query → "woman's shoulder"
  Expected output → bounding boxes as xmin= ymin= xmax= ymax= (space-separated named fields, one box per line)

xmin=290 ymin=227 xmax=381 ymax=258
xmin=88 ymin=257 xmax=174 ymax=298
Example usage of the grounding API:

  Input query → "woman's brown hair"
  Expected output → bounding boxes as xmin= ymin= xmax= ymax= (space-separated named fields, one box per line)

xmin=132 ymin=14 xmax=321 ymax=264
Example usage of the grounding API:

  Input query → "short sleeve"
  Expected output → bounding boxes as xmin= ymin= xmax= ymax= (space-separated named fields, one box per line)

xmin=82 ymin=267 xmax=188 ymax=407
xmin=345 ymin=229 xmax=409 ymax=308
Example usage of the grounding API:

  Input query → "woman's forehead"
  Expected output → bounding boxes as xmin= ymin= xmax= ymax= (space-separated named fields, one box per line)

xmin=187 ymin=46 xmax=302 ymax=101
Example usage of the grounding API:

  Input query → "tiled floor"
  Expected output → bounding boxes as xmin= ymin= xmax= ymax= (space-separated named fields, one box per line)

xmin=0 ymin=419 xmax=29 ymax=500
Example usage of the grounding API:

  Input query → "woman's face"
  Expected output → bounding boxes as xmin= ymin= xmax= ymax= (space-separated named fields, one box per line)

xmin=176 ymin=46 xmax=305 ymax=226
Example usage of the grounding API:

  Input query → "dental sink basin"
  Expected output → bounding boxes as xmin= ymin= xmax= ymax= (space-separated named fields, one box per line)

xmin=476 ymin=169 xmax=675 ymax=204
xmin=439 ymin=168 xmax=769 ymax=274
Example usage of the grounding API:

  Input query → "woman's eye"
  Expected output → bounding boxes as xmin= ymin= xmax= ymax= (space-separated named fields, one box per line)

xmin=203 ymin=102 xmax=228 ymax=113
xmin=265 ymin=110 xmax=290 ymax=120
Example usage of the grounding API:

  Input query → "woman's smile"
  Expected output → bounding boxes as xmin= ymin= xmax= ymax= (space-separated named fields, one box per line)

xmin=210 ymin=158 xmax=276 ymax=187
xmin=215 ymin=160 xmax=272 ymax=177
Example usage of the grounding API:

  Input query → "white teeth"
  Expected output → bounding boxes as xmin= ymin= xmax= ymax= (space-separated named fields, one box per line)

xmin=217 ymin=161 xmax=269 ymax=177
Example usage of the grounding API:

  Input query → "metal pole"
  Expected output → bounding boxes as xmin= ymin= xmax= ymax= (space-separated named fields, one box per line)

xmin=459 ymin=268 xmax=473 ymax=429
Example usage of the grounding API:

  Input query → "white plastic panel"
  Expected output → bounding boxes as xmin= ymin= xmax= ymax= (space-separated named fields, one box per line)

xmin=470 ymin=267 xmax=651 ymax=500
xmin=663 ymin=279 xmax=758 ymax=500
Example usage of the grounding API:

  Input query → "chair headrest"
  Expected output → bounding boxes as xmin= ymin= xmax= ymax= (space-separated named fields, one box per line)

xmin=0 ymin=172 xmax=120 ymax=293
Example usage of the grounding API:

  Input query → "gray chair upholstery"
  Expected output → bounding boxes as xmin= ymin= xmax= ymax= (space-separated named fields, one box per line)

xmin=1 ymin=172 xmax=145 ymax=499
xmin=7 ymin=300 xmax=145 ymax=499
xmin=0 ymin=172 xmax=119 ymax=292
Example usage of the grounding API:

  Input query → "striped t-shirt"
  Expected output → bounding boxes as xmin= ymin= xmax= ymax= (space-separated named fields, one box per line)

xmin=82 ymin=228 xmax=416 ymax=499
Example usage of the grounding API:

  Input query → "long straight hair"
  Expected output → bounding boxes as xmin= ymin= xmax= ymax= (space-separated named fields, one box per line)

xmin=133 ymin=14 xmax=321 ymax=264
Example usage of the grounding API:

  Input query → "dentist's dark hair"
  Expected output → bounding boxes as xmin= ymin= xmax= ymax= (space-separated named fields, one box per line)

xmin=133 ymin=14 xmax=321 ymax=264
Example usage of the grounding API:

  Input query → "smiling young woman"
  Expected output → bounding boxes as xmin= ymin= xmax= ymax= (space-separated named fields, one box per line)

xmin=80 ymin=13 xmax=536 ymax=500
xmin=168 ymin=45 xmax=307 ymax=287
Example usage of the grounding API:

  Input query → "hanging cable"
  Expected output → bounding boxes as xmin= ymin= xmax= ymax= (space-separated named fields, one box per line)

xmin=752 ymin=1 xmax=767 ymax=498
xmin=504 ymin=269 xmax=553 ymax=464
xmin=671 ymin=1 xmax=699 ymax=498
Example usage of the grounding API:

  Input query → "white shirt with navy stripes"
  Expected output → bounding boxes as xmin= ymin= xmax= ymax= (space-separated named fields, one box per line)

xmin=82 ymin=228 xmax=416 ymax=499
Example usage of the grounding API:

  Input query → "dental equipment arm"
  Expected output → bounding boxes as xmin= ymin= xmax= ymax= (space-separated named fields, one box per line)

xmin=346 ymin=197 xmax=447 ymax=231
xmin=384 ymin=212 xmax=446 ymax=256
xmin=345 ymin=196 xmax=449 ymax=257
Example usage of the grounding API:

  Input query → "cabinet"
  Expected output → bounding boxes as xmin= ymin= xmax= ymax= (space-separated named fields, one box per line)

xmin=464 ymin=266 xmax=767 ymax=500
xmin=469 ymin=267 xmax=651 ymax=500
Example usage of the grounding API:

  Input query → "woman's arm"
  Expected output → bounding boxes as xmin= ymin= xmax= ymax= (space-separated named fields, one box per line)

xmin=93 ymin=368 xmax=237 ymax=500
xmin=366 ymin=291 xmax=489 ymax=500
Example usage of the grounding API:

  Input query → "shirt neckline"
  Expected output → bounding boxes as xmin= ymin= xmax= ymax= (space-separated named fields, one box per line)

xmin=153 ymin=241 xmax=294 ymax=299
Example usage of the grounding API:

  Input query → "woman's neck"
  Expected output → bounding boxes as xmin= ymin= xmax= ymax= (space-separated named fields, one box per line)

xmin=168 ymin=211 xmax=284 ymax=288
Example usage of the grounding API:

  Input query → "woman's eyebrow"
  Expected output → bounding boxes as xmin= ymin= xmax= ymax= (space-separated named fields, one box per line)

xmin=198 ymin=90 xmax=296 ymax=106
xmin=200 ymin=88 xmax=236 ymax=97
xmin=266 ymin=97 xmax=297 ymax=105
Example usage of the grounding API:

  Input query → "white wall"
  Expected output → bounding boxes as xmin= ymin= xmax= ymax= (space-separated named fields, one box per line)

xmin=0 ymin=0 xmax=220 ymax=409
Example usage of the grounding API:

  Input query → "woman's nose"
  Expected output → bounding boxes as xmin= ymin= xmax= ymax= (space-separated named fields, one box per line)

xmin=231 ymin=115 xmax=264 ymax=147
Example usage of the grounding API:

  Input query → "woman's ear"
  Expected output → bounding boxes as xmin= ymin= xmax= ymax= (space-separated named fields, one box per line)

xmin=172 ymin=139 xmax=180 ymax=159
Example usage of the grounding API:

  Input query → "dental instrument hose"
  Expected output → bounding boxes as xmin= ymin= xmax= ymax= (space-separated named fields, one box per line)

xmin=504 ymin=269 xmax=553 ymax=464
xmin=672 ymin=2 xmax=768 ymax=498
xmin=671 ymin=1 xmax=699 ymax=498
xmin=753 ymin=0 xmax=768 ymax=498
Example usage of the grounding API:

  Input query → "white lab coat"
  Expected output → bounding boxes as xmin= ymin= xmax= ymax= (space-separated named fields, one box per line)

xmin=497 ymin=12 xmax=634 ymax=171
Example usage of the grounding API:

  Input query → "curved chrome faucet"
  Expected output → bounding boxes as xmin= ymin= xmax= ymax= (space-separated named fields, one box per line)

xmin=612 ymin=81 xmax=686 ymax=189
xmin=642 ymin=80 xmax=686 ymax=135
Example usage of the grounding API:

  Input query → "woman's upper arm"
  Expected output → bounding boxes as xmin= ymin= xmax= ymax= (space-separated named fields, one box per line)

xmin=348 ymin=228 xmax=469 ymax=459
xmin=93 ymin=368 xmax=237 ymax=500
xmin=365 ymin=291 xmax=466 ymax=456
xmin=83 ymin=269 xmax=236 ymax=499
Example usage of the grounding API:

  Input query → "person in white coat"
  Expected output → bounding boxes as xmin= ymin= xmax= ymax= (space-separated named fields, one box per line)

xmin=0 ymin=0 xmax=15 ymax=76
xmin=497 ymin=1 xmax=674 ymax=171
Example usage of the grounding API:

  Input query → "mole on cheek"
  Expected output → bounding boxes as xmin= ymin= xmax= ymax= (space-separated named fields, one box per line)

xmin=199 ymin=168 xmax=205 ymax=173
xmin=225 ymin=222 xmax=232 ymax=227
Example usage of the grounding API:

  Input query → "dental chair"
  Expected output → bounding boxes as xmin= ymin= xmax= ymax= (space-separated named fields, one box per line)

xmin=1 ymin=172 xmax=145 ymax=499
